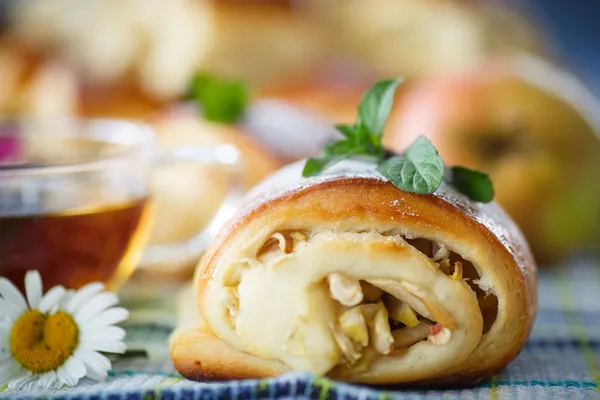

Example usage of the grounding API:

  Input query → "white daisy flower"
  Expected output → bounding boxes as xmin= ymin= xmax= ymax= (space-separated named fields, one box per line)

xmin=0 ymin=270 xmax=129 ymax=389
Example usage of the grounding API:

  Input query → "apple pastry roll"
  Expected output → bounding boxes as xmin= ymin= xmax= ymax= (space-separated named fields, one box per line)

xmin=170 ymin=159 xmax=537 ymax=386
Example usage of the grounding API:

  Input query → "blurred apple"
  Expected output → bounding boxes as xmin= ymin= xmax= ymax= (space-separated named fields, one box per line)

xmin=385 ymin=55 xmax=600 ymax=265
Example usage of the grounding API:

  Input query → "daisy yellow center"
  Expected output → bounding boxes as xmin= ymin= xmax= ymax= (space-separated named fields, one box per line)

xmin=9 ymin=310 xmax=79 ymax=373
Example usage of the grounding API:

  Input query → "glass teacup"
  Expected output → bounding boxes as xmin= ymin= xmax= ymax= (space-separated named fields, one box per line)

xmin=0 ymin=118 xmax=242 ymax=291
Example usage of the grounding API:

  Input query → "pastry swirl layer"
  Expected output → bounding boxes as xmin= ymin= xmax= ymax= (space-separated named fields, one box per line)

xmin=171 ymin=160 xmax=537 ymax=385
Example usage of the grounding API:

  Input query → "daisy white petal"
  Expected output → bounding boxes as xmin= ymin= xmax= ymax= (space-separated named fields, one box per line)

xmin=57 ymin=364 xmax=77 ymax=387
xmin=0 ymin=359 xmax=21 ymax=382
xmin=20 ymin=378 xmax=42 ymax=392
xmin=84 ymin=307 xmax=130 ymax=328
xmin=38 ymin=371 xmax=59 ymax=389
xmin=0 ymin=299 xmax=22 ymax=322
xmin=0 ymin=330 xmax=10 ymax=348
xmin=86 ymin=340 xmax=127 ymax=354
xmin=0 ymin=327 xmax=10 ymax=347
xmin=82 ymin=326 xmax=126 ymax=342
xmin=84 ymin=363 xmax=108 ymax=382
xmin=38 ymin=286 xmax=66 ymax=313
xmin=24 ymin=270 xmax=43 ymax=309
xmin=81 ymin=350 xmax=112 ymax=371
xmin=60 ymin=290 xmax=76 ymax=309
xmin=65 ymin=283 xmax=104 ymax=313
xmin=74 ymin=292 xmax=118 ymax=322
xmin=0 ymin=315 xmax=11 ymax=328
xmin=0 ymin=358 xmax=13 ymax=372
xmin=7 ymin=371 xmax=33 ymax=390
xmin=64 ymin=354 xmax=86 ymax=380
xmin=0 ymin=354 xmax=16 ymax=368
xmin=0 ymin=278 xmax=27 ymax=312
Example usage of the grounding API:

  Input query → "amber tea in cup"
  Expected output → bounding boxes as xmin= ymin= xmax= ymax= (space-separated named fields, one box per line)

xmin=0 ymin=199 xmax=153 ymax=292
xmin=0 ymin=119 xmax=241 ymax=291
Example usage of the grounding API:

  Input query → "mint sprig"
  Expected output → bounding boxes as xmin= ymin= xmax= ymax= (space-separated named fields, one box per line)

xmin=302 ymin=78 xmax=494 ymax=203
xmin=377 ymin=136 xmax=444 ymax=194
xmin=357 ymin=78 xmax=403 ymax=149
xmin=189 ymin=74 xmax=248 ymax=124
xmin=302 ymin=79 xmax=402 ymax=177
xmin=334 ymin=124 xmax=358 ymax=140
xmin=449 ymin=166 xmax=494 ymax=203
xmin=303 ymin=141 xmax=364 ymax=177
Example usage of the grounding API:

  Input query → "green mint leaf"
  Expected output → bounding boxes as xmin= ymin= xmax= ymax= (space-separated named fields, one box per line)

xmin=189 ymin=74 xmax=248 ymax=124
xmin=335 ymin=124 xmax=357 ymax=140
xmin=303 ymin=144 xmax=363 ymax=177
xmin=335 ymin=124 xmax=374 ymax=151
xmin=357 ymin=78 xmax=403 ymax=148
xmin=302 ymin=154 xmax=348 ymax=177
xmin=450 ymin=166 xmax=494 ymax=203
xmin=377 ymin=136 xmax=444 ymax=194
xmin=354 ymin=121 xmax=371 ymax=147
xmin=302 ymin=77 xmax=406 ymax=179
xmin=404 ymin=136 xmax=443 ymax=164
xmin=323 ymin=140 xmax=358 ymax=156
xmin=303 ymin=157 xmax=329 ymax=177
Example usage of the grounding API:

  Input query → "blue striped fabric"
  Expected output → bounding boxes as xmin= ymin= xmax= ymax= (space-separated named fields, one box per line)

xmin=3 ymin=262 xmax=600 ymax=399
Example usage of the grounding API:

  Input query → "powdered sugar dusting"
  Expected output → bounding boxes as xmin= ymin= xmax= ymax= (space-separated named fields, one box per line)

xmin=243 ymin=158 xmax=380 ymax=208
xmin=222 ymin=159 xmax=535 ymax=282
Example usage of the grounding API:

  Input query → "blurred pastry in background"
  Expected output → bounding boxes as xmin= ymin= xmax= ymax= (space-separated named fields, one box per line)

xmin=149 ymin=106 xmax=280 ymax=246
xmin=139 ymin=76 xmax=281 ymax=280
xmin=9 ymin=0 xmax=210 ymax=102
xmin=385 ymin=54 xmax=600 ymax=264
xmin=199 ymin=0 xmax=327 ymax=86
xmin=6 ymin=0 xmax=210 ymax=120
xmin=305 ymin=0 xmax=548 ymax=78
xmin=77 ymin=82 xmax=164 ymax=120
xmin=5 ymin=0 xmax=327 ymax=120
xmin=0 ymin=40 xmax=78 ymax=117
xmin=3 ymin=0 xmax=547 ymax=124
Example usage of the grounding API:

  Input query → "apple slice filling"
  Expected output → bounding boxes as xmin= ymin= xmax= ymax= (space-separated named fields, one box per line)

xmin=405 ymin=237 xmax=498 ymax=334
xmin=326 ymin=274 xmax=455 ymax=365
xmin=216 ymin=230 xmax=496 ymax=374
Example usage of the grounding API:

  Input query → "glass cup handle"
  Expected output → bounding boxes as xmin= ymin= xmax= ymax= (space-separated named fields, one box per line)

xmin=139 ymin=143 xmax=245 ymax=268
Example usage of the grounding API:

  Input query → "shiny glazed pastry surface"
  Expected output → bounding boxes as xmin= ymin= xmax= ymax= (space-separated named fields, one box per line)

xmin=170 ymin=160 xmax=537 ymax=385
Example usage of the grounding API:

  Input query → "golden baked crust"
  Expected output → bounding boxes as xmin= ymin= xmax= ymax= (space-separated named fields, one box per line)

xmin=170 ymin=324 xmax=288 ymax=381
xmin=171 ymin=160 xmax=537 ymax=386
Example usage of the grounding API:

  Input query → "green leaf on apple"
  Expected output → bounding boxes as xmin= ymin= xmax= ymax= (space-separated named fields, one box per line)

xmin=450 ymin=166 xmax=495 ymax=203
xmin=189 ymin=74 xmax=249 ymax=124
xmin=377 ymin=136 xmax=444 ymax=194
